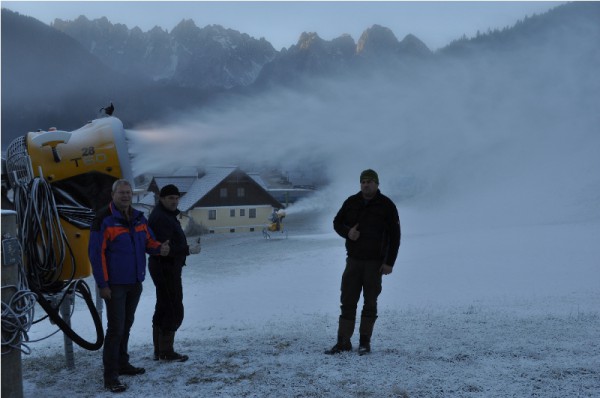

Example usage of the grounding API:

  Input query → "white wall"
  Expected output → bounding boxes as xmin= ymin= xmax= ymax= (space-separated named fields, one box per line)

xmin=185 ymin=205 xmax=275 ymax=234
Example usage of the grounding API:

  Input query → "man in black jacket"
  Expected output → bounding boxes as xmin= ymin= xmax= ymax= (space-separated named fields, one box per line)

xmin=148 ymin=184 xmax=201 ymax=362
xmin=326 ymin=169 xmax=401 ymax=355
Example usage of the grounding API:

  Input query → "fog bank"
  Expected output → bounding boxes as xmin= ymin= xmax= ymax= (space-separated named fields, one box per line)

xmin=127 ymin=32 xmax=600 ymax=233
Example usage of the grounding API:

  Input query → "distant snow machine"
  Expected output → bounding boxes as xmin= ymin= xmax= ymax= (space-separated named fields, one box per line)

xmin=262 ymin=209 xmax=287 ymax=239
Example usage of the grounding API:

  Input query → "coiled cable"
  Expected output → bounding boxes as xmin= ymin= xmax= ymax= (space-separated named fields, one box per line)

xmin=10 ymin=176 xmax=103 ymax=351
xmin=14 ymin=178 xmax=75 ymax=293
xmin=1 ymin=240 xmax=37 ymax=355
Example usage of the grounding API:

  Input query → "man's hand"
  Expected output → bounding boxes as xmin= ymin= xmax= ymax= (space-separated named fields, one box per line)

xmin=99 ymin=286 xmax=111 ymax=300
xmin=380 ymin=264 xmax=393 ymax=275
xmin=160 ymin=240 xmax=170 ymax=256
xmin=348 ymin=224 xmax=360 ymax=241
xmin=189 ymin=244 xmax=201 ymax=255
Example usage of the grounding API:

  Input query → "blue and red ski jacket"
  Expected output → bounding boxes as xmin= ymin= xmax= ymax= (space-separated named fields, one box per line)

xmin=89 ymin=202 xmax=162 ymax=289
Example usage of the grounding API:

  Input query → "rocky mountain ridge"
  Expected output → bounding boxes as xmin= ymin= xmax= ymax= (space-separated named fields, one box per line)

xmin=52 ymin=16 xmax=277 ymax=89
xmin=51 ymin=15 xmax=432 ymax=90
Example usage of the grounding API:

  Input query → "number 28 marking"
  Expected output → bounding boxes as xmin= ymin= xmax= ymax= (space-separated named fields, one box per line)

xmin=82 ymin=147 xmax=96 ymax=156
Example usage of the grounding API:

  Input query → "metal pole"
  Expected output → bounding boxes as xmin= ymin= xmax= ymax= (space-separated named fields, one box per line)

xmin=1 ymin=210 xmax=24 ymax=398
xmin=59 ymin=292 xmax=75 ymax=368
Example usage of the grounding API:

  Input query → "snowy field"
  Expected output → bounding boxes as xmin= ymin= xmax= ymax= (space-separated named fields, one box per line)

xmin=20 ymin=208 xmax=600 ymax=397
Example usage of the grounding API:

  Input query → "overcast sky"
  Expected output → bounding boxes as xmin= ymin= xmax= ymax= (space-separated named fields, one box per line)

xmin=2 ymin=1 xmax=564 ymax=50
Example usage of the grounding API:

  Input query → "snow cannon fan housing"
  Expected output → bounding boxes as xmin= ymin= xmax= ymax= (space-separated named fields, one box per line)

xmin=5 ymin=116 xmax=133 ymax=280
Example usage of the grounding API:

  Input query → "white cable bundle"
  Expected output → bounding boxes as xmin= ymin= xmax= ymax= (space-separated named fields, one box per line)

xmin=13 ymin=176 xmax=75 ymax=292
xmin=7 ymin=175 xmax=103 ymax=351
xmin=1 ymin=240 xmax=37 ymax=355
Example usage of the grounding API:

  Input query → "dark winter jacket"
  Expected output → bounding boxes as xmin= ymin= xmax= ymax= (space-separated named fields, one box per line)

xmin=89 ymin=202 xmax=162 ymax=289
xmin=333 ymin=190 xmax=401 ymax=266
xmin=148 ymin=201 xmax=190 ymax=267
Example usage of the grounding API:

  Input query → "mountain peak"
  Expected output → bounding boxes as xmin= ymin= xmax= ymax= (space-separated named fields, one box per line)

xmin=297 ymin=32 xmax=324 ymax=50
xmin=399 ymin=33 xmax=432 ymax=56
xmin=172 ymin=18 xmax=198 ymax=33
xmin=356 ymin=24 xmax=400 ymax=55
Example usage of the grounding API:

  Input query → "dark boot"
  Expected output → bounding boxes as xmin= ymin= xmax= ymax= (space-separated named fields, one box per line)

xmin=152 ymin=326 xmax=160 ymax=361
xmin=104 ymin=378 xmax=127 ymax=393
xmin=324 ymin=317 xmax=355 ymax=355
xmin=324 ymin=336 xmax=352 ymax=355
xmin=118 ymin=363 xmax=146 ymax=376
xmin=159 ymin=330 xmax=189 ymax=362
xmin=358 ymin=316 xmax=376 ymax=355
xmin=358 ymin=335 xmax=371 ymax=356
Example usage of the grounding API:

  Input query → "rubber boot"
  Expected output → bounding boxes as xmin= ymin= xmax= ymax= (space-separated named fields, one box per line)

xmin=152 ymin=326 xmax=160 ymax=360
xmin=358 ymin=316 xmax=376 ymax=355
xmin=159 ymin=330 xmax=189 ymax=362
xmin=358 ymin=335 xmax=371 ymax=356
xmin=324 ymin=317 xmax=355 ymax=355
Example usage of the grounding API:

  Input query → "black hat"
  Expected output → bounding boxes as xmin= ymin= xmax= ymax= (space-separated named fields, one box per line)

xmin=160 ymin=184 xmax=181 ymax=197
xmin=360 ymin=169 xmax=379 ymax=184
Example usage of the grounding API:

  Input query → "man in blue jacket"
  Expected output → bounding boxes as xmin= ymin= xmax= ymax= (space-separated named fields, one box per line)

xmin=89 ymin=179 xmax=170 ymax=393
xmin=326 ymin=169 xmax=401 ymax=355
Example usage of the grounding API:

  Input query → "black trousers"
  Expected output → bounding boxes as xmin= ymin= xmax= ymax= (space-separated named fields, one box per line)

xmin=148 ymin=258 xmax=184 ymax=332
xmin=339 ymin=257 xmax=383 ymax=321
xmin=103 ymin=282 xmax=142 ymax=381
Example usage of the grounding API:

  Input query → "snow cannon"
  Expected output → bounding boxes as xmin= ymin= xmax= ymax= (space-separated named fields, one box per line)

xmin=5 ymin=116 xmax=133 ymax=283
xmin=263 ymin=209 xmax=288 ymax=239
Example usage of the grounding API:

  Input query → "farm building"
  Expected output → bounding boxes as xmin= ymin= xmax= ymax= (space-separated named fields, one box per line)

xmin=140 ymin=166 xmax=283 ymax=234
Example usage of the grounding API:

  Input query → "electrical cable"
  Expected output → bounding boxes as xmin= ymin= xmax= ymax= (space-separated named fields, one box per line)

xmin=14 ymin=178 xmax=74 ymax=293
xmin=31 ymin=280 xmax=103 ymax=351
xmin=10 ymin=176 xmax=104 ymax=351
xmin=1 ymin=242 xmax=37 ymax=355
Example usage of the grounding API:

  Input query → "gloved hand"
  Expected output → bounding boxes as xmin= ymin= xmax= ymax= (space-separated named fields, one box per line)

xmin=189 ymin=244 xmax=201 ymax=255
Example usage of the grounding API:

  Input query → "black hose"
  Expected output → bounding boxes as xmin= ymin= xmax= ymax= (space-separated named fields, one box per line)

xmin=32 ymin=280 xmax=104 ymax=351
xmin=13 ymin=176 xmax=105 ymax=351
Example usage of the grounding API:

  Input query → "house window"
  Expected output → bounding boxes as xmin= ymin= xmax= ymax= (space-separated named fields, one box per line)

xmin=220 ymin=188 xmax=228 ymax=198
xmin=230 ymin=209 xmax=235 ymax=217
xmin=240 ymin=209 xmax=246 ymax=217
xmin=209 ymin=210 xmax=217 ymax=220
xmin=237 ymin=187 xmax=245 ymax=197
xmin=249 ymin=208 xmax=256 ymax=218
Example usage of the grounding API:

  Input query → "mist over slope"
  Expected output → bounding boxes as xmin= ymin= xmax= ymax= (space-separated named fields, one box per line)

xmin=128 ymin=9 xmax=600 ymax=232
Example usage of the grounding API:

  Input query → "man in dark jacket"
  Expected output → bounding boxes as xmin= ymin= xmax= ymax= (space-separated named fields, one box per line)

xmin=148 ymin=184 xmax=201 ymax=362
xmin=89 ymin=179 xmax=170 ymax=393
xmin=326 ymin=169 xmax=401 ymax=355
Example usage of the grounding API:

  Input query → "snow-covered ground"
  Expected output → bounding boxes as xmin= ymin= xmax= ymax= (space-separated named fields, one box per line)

xmin=20 ymin=207 xmax=600 ymax=397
